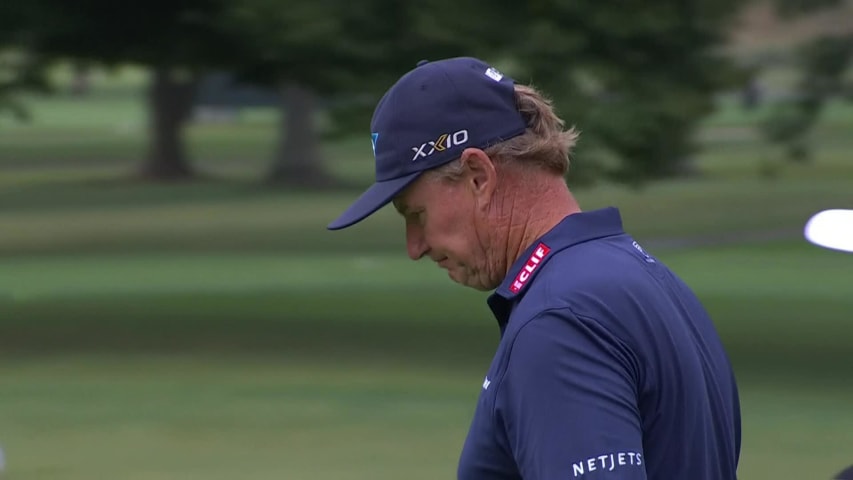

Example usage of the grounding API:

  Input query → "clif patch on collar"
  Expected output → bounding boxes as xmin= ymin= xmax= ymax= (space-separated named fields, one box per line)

xmin=509 ymin=243 xmax=551 ymax=294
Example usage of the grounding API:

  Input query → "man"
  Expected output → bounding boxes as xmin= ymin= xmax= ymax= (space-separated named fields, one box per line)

xmin=328 ymin=57 xmax=741 ymax=479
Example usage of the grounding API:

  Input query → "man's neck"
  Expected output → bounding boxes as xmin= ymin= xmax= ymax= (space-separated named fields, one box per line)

xmin=502 ymin=175 xmax=580 ymax=276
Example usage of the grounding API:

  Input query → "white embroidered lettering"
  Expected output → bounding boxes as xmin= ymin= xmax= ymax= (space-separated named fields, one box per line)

xmin=508 ymin=243 xmax=551 ymax=293
xmin=571 ymin=452 xmax=644 ymax=476
xmin=573 ymin=463 xmax=584 ymax=477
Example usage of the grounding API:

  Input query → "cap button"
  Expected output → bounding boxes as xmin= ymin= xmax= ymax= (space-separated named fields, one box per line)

xmin=416 ymin=59 xmax=429 ymax=67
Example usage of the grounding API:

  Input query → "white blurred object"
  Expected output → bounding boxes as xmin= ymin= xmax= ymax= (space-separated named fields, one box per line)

xmin=804 ymin=209 xmax=853 ymax=253
xmin=0 ymin=445 xmax=5 ymax=473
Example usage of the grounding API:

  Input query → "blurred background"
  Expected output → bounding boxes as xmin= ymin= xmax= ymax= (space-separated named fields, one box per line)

xmin=1 ymin=0 xmax=852 ymax=478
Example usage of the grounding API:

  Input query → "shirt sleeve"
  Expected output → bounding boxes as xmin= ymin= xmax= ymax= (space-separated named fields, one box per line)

xmin=495 ymin=308 xmax=648 ymax=480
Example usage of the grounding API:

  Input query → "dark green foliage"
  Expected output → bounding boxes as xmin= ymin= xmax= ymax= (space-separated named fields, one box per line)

xmin=759 ymin=0 xmax=853 ymax=162
xmin=218 ymin=0 xmax=519 ymax=133
xmin=500 ymin=0 xmax=749 ymax=186
xmin=773 ymin=0 xmax=845 ymax=17
xmin=30 ymin=0 xmax=237 ymax=69
xmin=2 ymin=0 xmax=757 ymax=185
xmin=0 ymin=0 xmax=52 ymax=119
xmin=759 ymin=35 xmax=853 ymax=162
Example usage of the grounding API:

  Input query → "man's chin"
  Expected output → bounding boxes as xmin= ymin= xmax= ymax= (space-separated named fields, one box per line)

xmin=447 ymin=271 xmax=499 ymax=292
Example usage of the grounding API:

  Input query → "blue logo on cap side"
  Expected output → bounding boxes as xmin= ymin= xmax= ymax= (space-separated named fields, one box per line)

xmin=371 ymin=132 xmax=379 ymax=157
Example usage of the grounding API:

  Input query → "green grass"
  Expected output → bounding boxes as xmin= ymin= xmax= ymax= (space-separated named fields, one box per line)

xmin=1 ymin=175 xmax=851 ymax=256
xmin=2 ymin=83 xmax=851 ymax=260
xmin=704 ymin=94 xmax=853 ymax=128
xmin=0 ymin=357 xmax=477 ymax=480
xmin=0 ymin=356 xmax=850 ymax=480
xmin=2 ymin=241 xmax=850 ymax=372
xmin=1 ymin=241 xmax=852 ymax=479
xmin=2 ymin=67 xmax=853 ymax=479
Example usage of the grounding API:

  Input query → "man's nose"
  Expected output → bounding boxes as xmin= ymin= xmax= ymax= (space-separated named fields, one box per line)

xmin=406 ymin=224 xmax=428 ymax=260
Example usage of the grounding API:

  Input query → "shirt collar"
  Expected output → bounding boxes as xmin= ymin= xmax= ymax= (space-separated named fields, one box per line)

xmin=487 ymin=207 xmax=626 ymax=329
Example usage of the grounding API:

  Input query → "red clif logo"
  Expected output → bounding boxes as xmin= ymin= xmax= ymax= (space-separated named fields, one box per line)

xmin=510 ymin=243 xmax=551 ymax=293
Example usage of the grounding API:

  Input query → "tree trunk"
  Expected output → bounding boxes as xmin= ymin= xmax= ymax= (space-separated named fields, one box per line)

xmin=70 ymin=62 xmax=91 ymax=96
xmin=267 ymin=83 xmax=336 ymax=187
xmin=140 ymin=68 xmax=198 ymax=180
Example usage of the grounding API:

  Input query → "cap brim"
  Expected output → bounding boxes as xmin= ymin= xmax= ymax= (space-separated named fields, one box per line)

xmin=835 ymin=465 xmax=853 ymax=479
xmin=804 ymin=209 xmax=853 ymax=253
xmin=327 ymin=171 xmax=421 ymax=230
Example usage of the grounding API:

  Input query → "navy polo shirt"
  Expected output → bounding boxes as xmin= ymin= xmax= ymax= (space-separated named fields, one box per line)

xmin=457 ymin=207 xmax=741 ymax=480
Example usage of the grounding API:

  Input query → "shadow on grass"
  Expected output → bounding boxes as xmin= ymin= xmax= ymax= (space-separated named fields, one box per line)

xmin=2 ymin=289 xmax=851 ymax=384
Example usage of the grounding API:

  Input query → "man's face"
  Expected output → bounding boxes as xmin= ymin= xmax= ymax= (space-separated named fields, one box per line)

xmin=393 ymin=172 xmax=495 ymax=290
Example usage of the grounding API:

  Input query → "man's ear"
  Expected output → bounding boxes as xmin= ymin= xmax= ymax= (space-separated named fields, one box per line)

xmin=459 ymin=148 xmax=497 ymax=209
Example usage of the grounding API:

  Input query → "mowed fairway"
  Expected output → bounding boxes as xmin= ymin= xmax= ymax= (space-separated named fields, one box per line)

xmin=1 ymin=241 xmax=852 ymax=479
xmin=0 ymin=355 xmax=849 ymax=480
xmin=0 ymin=357 xmax=479 ymax=480
xmin=2 ymin=75 xmax=853 ymax=478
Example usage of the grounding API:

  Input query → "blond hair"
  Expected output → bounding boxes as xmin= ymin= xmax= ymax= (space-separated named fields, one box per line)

xmin=429 ymin=84 xmax=579 ymax=181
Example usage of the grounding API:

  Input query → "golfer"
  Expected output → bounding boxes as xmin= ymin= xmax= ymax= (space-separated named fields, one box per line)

xmin=328 ymin=57 xmax=741 ymax=479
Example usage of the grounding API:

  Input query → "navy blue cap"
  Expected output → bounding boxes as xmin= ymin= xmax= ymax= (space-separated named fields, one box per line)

xmin=327 ymin=56 xmax=528 ymax=230
xmin=836 ymin=465 xmax=853 ymax=479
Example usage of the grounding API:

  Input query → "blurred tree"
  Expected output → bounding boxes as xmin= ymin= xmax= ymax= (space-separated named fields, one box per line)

xmin=69 ymin=61 xmax=92 ymax=97
xmin=3 ymin=0 xmax=511 ymax=185
xmin=4 ymin=0 xmax=756 ymax=188
xmin=500 ymin=0 xmax=749 ymax=187
xmin=220 ymin=0 xmax=385 ymax=186
xmin=221 ymin=0 xmax=509 ymax=186
xmin=0 ymin=1 xmax=51 ymax=120
xmin=226 ymin=0 xmax=751 ymax=189
xmin=26 ymin=0 xmax=240 ymax=179
xmin=772 ymin=0 xmax=845 ymax=15
xmin=759 ymin=0 xmax=852 ymax=163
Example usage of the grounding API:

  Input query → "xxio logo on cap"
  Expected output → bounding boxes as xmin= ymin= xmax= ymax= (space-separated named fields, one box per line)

xmin=411 ymin=129 xmax=469 ymax=161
